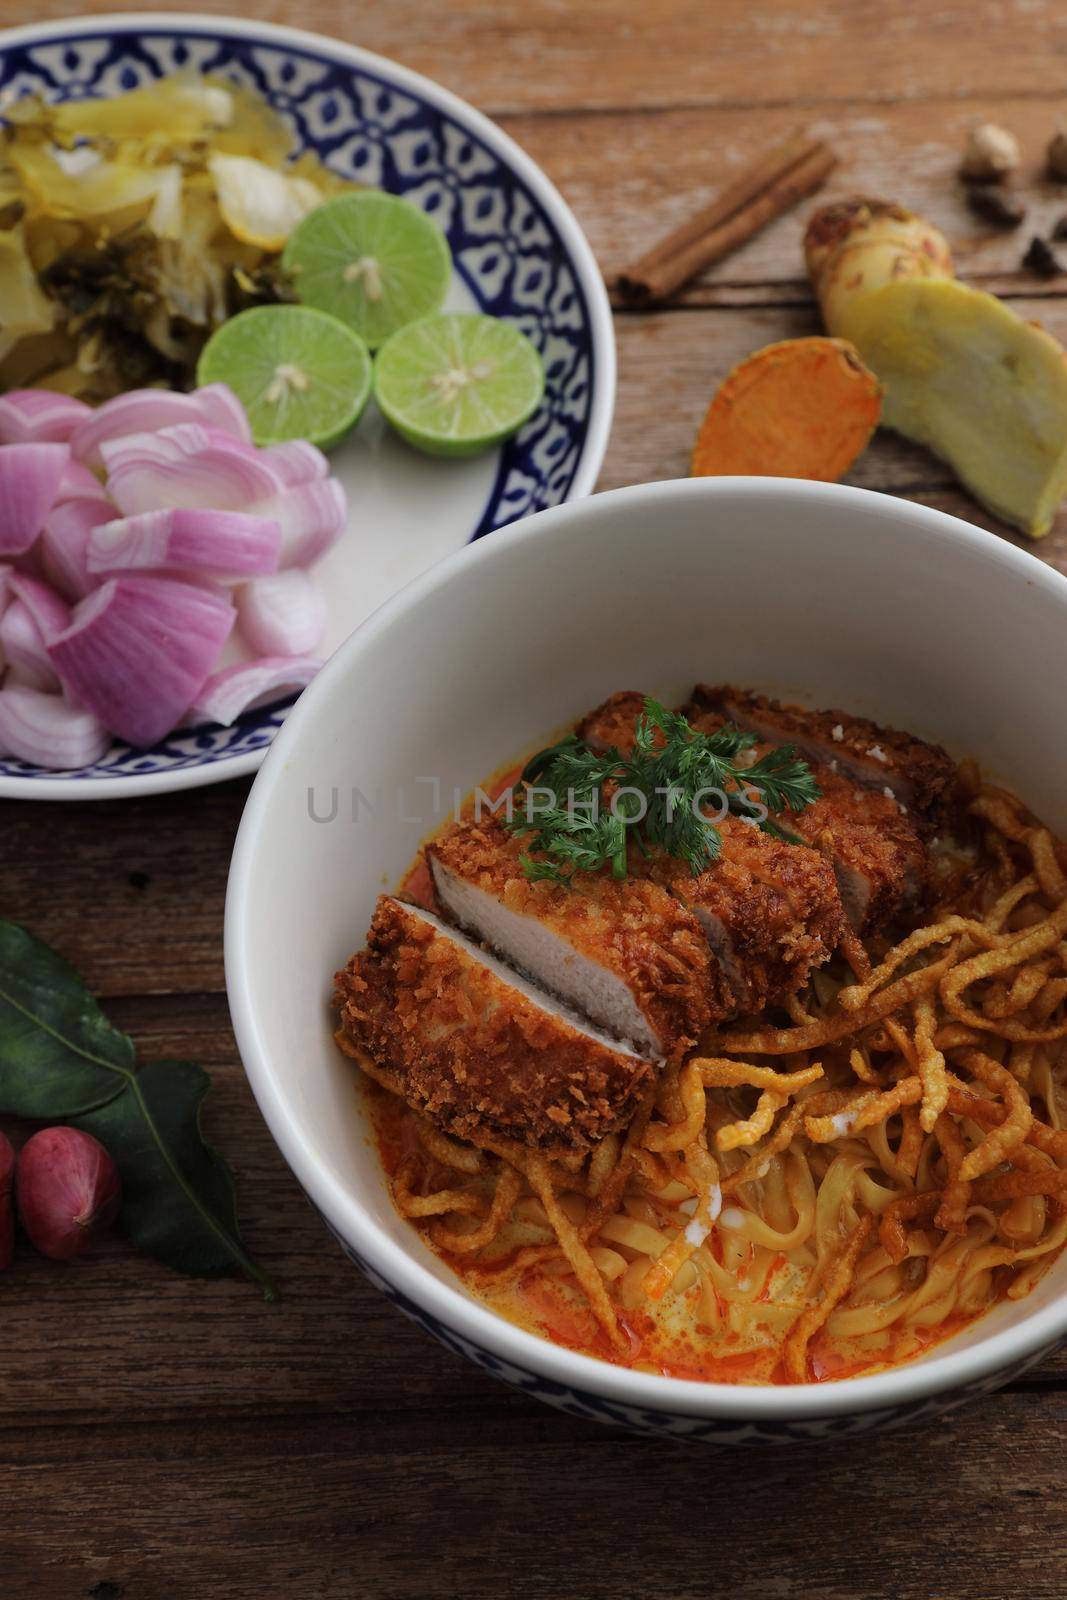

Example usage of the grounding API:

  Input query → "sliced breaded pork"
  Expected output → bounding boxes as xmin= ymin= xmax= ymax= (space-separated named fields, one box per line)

xmin=690 ymin=684 xmax=958 ymax=831
xmin=577 ymin=692 xmax=845 ymax=1010
xmin=335 ymin=896 xmax=651 ymax=1153
xmin=646 ymin=821 xmax=844 ymax=1014
xmin=683 ymin=686 xmax=929 ymax=933
xmin=428 ymin=818 xmax=720 ymax=1058
xmin=576 ymin=690 xmax=653 ymax=753
xmin=786 ymin=767 xmax=928 ymax=932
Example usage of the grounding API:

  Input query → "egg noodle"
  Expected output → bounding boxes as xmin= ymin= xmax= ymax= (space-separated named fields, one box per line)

xmin=344 ymin=771 xmax=1067 ymax=1384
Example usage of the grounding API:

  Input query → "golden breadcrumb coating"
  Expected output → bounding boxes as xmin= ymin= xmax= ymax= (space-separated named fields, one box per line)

xmin=791 ymin=767 xmax=928 ymax=930
xmin=690 ymin=684 xmax=958 ymax=830
xmin=578 ymin=692 xmax=845 ymax=1008
xmin=335 ymin=897 xmax=651 ymax=1153
xmin=428 ymin=818 xmax=719 ymax=1055
xmin=647 ymin=819 xmax=844 ymax=1013
xmin=683 ymin=688 xmax=928 ymax=933
xmin=576 ymin=690 xmax=653 ymax=753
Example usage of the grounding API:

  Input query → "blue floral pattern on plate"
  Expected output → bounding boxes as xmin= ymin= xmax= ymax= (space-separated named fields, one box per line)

xmin=0 ymin=22 xmax=601 ymax=787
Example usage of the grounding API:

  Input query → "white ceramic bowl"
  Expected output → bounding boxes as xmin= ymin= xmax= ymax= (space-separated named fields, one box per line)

xmin=226 ymin=477 xmax=1067 ymax=1443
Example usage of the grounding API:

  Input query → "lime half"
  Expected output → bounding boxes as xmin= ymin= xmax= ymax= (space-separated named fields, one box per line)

xmin=196 ymin=305 xmax=372 ymax=448
xmin=374 ymin=312 xmax=545 ymax=458
xmin=282 ymin=193 xmax=451 ymax=349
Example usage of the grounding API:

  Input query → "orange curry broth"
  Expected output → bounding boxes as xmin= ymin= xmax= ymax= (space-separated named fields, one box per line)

xmin=360 ymin=755 xmax=1048 ymax=1386
xmin=364 ymin=1080 xmax=996 ymax=1385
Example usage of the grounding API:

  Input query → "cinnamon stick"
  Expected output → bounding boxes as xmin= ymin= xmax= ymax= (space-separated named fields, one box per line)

xmin=615 ymin=133 xmax=838 ymax=304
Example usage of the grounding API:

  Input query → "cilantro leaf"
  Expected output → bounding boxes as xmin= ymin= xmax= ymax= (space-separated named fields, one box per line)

xmin=507 ymin=698 xmax=819 ymax=884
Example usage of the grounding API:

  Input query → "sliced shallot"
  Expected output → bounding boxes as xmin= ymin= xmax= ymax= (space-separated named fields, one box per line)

xmin=0 ymin=685 xmax=110 ymax=769
xmin=102 ymin=423 xmax=283 ymax=514
xmin=71 ymin=382 xmax=251 ymax=467
xmin=0 ymin=384 xmax=343 ymax=756
xmin=56 ymin=458 xmax=111 ymax=506
xmin=236 ymin=570 xmax=327 ymax=656
xmin=9 ymin=572 xmax=71 ymax=641
xmin=41 ymin=499 xmax=115 ymax=601
xmin=1 ymin=575 xmax=69 ymax=689
xmin=0 ymin=391 xmax=91 ymax=446
xmin=0 ymin=600 xmax=59 ymax=690
xmin=193 ymin=383 xmax=255 ymax=442
xmin=87 ymin=507 xmax=281 ymax=578
xmin=0 ymin=443 xmax=70 ymax=555
xmin=49 ymin=576 xmax=236 ymax=748
xmin=191 ymin=656 xmax=323 ymax=726
xmin=258 ymin=440 xmax=329 ymax=487
xmin=257 ymin=478 xmax=347 ymax=567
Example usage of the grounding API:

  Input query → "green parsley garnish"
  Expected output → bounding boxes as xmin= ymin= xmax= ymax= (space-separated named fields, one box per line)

xmin=506 ymin=698 xmax=819 ymax=885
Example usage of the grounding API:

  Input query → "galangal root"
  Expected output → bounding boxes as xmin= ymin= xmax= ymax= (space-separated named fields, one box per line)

xmin=805 ymin=197 xmax=1067 ymax=537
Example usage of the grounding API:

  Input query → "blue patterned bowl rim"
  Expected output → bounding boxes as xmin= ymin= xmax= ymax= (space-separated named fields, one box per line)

xmin=0 ymin=12 xmax=614 ymax=800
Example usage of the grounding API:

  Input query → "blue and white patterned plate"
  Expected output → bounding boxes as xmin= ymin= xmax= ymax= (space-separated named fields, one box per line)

xmin=0 ymin=13 xmax=614 ymax=800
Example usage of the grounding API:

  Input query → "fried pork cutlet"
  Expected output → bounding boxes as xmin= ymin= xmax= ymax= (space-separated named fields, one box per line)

xmin=428 ymin=817 xmax=720 ymax=1058
xmin=575 ymin=690 xmax=652 ymax=754
xmin=335 ymin=896 xmax=651 ymax=1153
xmin=692 ymin=684 xmax=958 ymax=831
xmin=683 ymin=685 xmax=929 ymax=934
xmin=785 ymin=767 xmax=927 ymax=933
xmin=577 ymin=691 xmax=845 ymax=1011
xmin=647 ymin=822 xmax=844 ymax=1014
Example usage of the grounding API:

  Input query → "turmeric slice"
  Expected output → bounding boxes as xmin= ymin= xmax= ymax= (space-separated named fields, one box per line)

xmin=690 ymin=336 xmax=882 ymax=482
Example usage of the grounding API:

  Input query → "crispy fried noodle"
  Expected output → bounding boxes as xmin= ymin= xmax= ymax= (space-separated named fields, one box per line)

xmin=338 ymin=733 xmax=1067 ymax=1385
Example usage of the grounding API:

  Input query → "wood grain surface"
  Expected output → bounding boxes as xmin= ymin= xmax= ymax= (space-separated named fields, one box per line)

xmin=2 ymin=4 xmax=1066 ymax=1597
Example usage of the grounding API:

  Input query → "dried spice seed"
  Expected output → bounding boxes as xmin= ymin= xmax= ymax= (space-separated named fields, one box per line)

xmin=1048 ymin=130 xmax=1067 ymax=181
xmin=965 ymin=187 xmax=1026 ymax=229
xmin=1022 ymin=236 xmax=1062 ymax=277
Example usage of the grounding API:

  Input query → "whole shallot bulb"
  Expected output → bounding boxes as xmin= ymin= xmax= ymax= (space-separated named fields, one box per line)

xmin=16 ymin=1127 xmax=121 ymax=1260
xmin=0 ymin=1132 xmax=14 ymax=1270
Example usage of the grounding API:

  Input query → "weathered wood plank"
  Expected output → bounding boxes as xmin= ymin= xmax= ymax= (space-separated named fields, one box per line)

xmin=6 ymin=0 xmax=1067 ymax=116
xmin=3 ymin=1391 xmax=1065 ymax=1600
xmin=0 ymin=782 xmax=250 ymax=996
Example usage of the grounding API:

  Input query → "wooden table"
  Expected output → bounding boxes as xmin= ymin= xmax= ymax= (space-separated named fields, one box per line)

xmin=4 ymin=4 xmax=1067 ymax=1596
